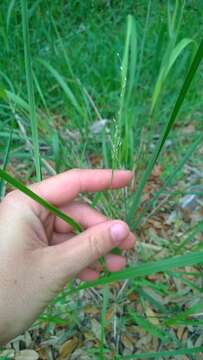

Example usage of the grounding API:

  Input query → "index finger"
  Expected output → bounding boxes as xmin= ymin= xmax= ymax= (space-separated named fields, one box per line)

xmin=31 ymin=169 xmax=133 ymax=206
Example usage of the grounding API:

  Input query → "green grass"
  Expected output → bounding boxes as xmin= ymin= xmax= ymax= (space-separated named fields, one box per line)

xmin=69 ymin=250 xmax=203 ymax=291
xmin=0 ymin=0 xmax=203 ymax=358
xmin=21 ymin=0 xmax=41 ymax=181
xmin=0 ymin=167 xmax=82 ymax=232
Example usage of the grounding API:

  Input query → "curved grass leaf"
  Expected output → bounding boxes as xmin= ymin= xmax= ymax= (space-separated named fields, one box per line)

xmin=133 ymin=133 xmax=202 ymax=229
xmin=6 ymin=0 xmax=16 ymax=33
xmin=0 ymin=127 xmax=13 ymax=198
xmin=0 ymin=168 xmax=81 ymax=233
xmin=151 ymin=38 xmax=196 ymax=112
xmin=128 ymin=308 xmax=166 ymax=340
xmin=0 ymin=71 xmax=15 ymax=93
xmin=29 ymin=0 xmax=43 ymax=19
xmin=175 ymin=220 xmax=203 ymax=253
xmin=154 ymin=40 xmax=203 ymax=162
xmin=165 ymin=298 xmax=203 ymax=326
xmin=136 ymin=0 xmax=151 ymax=86
xmin=72 ymin=250 xmax=203 ymax=292
xmin=5 ymin=90 xmax=30 ymax=112
xmin=127 ymin=39 xmax=203 ymax=226
xmin=38 ymin=59 xmax=83 ymax=117
xmin=117 ymin=345 xmax=203 ymax=359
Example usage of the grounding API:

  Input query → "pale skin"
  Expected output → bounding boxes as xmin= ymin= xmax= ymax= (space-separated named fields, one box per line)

xmin=0 ymin=169 xmax=135 ymax=345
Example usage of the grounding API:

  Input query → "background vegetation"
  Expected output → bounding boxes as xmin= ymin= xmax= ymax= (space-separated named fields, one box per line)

xmin=0 ymin=0 xmax=203 ymax=359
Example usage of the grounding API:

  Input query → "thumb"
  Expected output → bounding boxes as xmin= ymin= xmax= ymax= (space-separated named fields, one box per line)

xmin=38 ymin=220 xmax=129 ymax=289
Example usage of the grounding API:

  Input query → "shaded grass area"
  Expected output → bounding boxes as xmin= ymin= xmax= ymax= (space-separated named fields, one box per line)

xmin=0 ymin=1 xmax=203 ymax=359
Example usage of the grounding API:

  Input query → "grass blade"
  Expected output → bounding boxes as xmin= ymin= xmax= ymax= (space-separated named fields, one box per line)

xmin=72 ymin=250 xmax=203 ymax=291
xmin=118 ymin=14 xmax=133 ymax=124
xmin=0 ymin=71 xmax=15 ymax=94
xmin=166 ymin=298 xmax=203 ymax=326
xmin=125 ymin=15 xmax=137 ymax=106
xmin=175 ymin=220 xmax=203 ymax=253
xmin=29 ymin=0 xmax=43 ymax=19
xmin=0 ymin=168 xmax=81 ymax=233
xmin=133 ymin=133 xmax=202 ymax=229
xmin=21 ymin=0 xmax=41 ymax=181
xmin=6 ymin=0 xmax=16 ymax=33
xmin=5 ymin=90 xmax=30 ymax=112
xmin=0 ymin=127 xmax=13 ymax=198
xmin=127 ymin=39 xmax=203 ymax=226
xmin=100 ymin=285 xmax=109 ymax=360
xmin=38 ymin=59 xmax=83 ymax=117
xmin=154 ymin=39 xmax=203 ymax=162
xmin=136 ymin=0 xmax=151 ymax=86
xmin=117 ymin=346 xmax=203 ymax=359
xmin=151 ymin=38 xmax=196 ymax=113
xmin=128 ymin=308 xmax=166 ymax=340
xmin=112 ymin=15 xmax=137 ymax=168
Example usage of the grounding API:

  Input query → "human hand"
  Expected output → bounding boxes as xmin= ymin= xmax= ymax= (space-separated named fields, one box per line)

xmin=0 ymin=169 xmax=135 ymax=344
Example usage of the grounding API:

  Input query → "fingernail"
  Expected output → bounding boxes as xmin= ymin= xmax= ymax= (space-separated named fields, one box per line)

xmin=110 ymin=222 xmax=128 ymax=244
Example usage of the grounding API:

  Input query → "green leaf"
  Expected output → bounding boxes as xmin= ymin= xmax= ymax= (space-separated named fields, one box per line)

xmin=165 ymin=298 xmax=203 ymax=326
xmin=21 ymin=0 xmax=41 ymax=181
xmin=6 ymin=0 xmax=16 ymax=33
xmin=117 ymin=346 xmax=203 ymax=359
xmin=128 ymin=308 xmax=166 ymax=340
xmin=100 ymin=285 xmax=109 ymax=359
xmin=38 ymin=59 xmax=83 ymax=116
xmin=5 ymin=90 xmax=30 ymax=111
xmin=176 ymin=220 xmax=203 ymax=253
xmin=0 ymin=125 xmax=13 ymax=198
xmin=154 ymin=39 xmax=203 ymax=162
xmin=127 ymin=39 xmax=203 ymax=226
xmin=133 ymin=134 xmax=202 ymax=229
xmin=151 ymin=38 xmax=196 ymax=112
xmin=0 ymin=168 xmax=81 ymax=233
xmin=0 ymin=88 xmax=7 ymax=100
xmin=72 ymin=250 xmax=203 ymax=292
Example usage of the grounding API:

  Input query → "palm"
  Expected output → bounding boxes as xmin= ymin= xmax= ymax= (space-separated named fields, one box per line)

xmin=24 ymin=169 xmax=135 ymax=280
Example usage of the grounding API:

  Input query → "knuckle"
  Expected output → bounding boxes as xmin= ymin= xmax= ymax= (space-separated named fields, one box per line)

xmin=69 ymin=168 xmax=79 ymax=175
xmin=3 ymin=190 xmax=20 ymax=203
xmin=2 ymin=190 xmax=30 ymax=214
xmin=75 ymin=201 xmax=88 ymax=208
xmin=88 ymin=234 xmax=104 ymax=259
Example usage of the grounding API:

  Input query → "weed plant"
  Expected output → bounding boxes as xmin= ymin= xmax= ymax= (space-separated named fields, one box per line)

xmin=0 ymin=0 xmax=203 ymax=358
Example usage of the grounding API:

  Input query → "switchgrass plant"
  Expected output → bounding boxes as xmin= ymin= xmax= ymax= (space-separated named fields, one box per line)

xmin=0 ymin=0 xmax=203 ymax=358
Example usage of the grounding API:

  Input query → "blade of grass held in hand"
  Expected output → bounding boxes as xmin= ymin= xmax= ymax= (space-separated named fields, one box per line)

xmin=127 ymin=39 xmax=203 ymax=226
xmin=0 ymin=168 xmax=81 ymax=233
